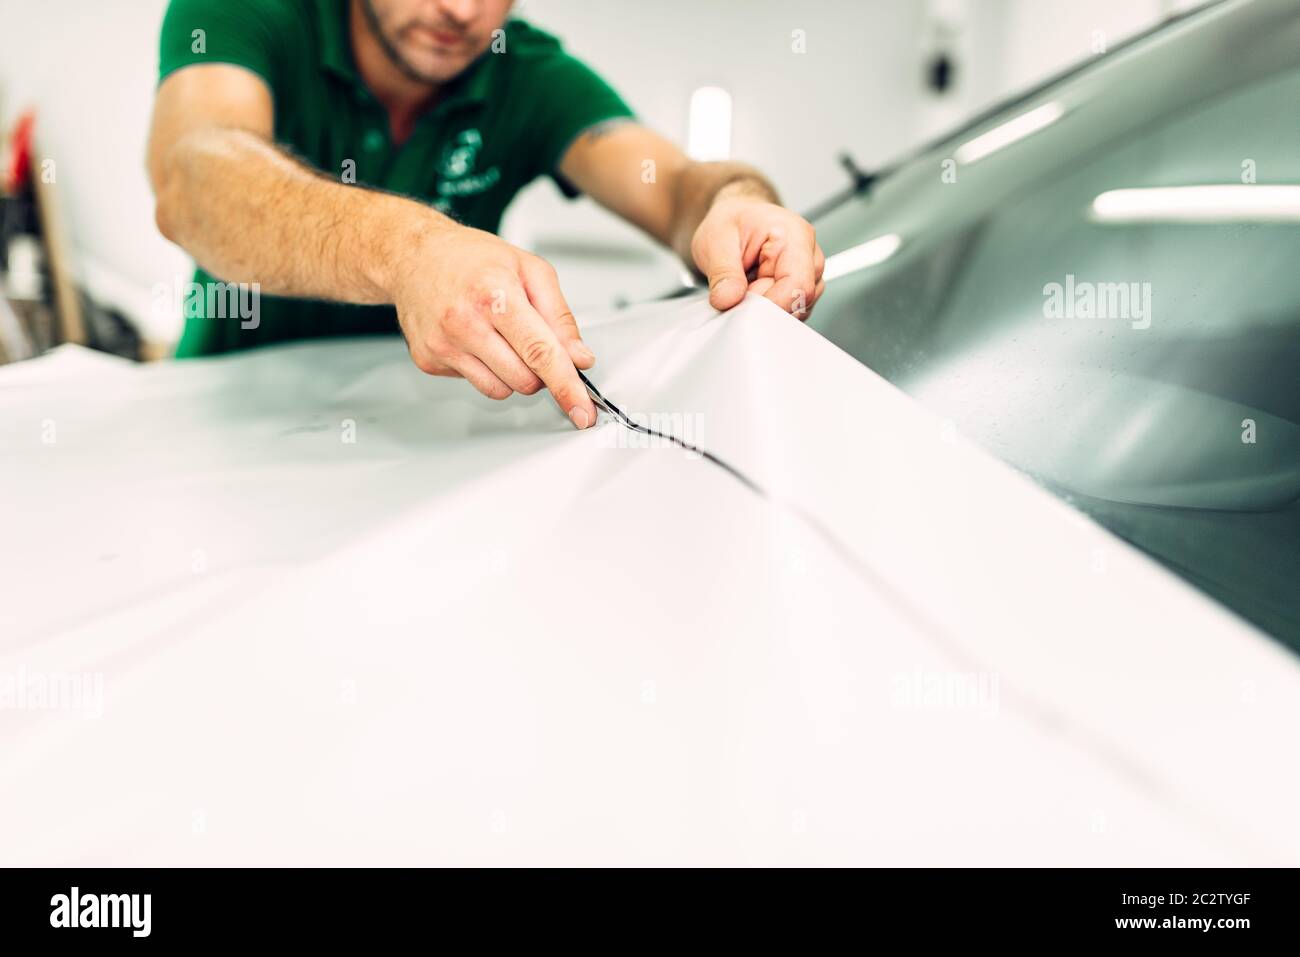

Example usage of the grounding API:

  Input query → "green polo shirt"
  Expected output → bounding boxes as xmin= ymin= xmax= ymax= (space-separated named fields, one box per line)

xmin=158 ymin=0 xmax=635 ymax=356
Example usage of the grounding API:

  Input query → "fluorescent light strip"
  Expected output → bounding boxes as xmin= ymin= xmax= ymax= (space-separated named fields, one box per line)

xmin=954 ymin=102 xmax=1066 ymax=165
xmin=687 ymin=86 xmax=732 ymax=162
xmin=1091 ymin=185 xmax=1300 ymax=223
xmin=822 ymin=234 xmax=902 ymax=282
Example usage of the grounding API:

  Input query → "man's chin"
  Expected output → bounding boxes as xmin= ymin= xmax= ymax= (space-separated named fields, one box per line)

xmin=400 ymin=50 xmax=477 ymax=84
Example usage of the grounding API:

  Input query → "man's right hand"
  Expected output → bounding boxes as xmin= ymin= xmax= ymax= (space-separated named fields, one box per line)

xmin=390 ymin=222 xmax=598 ymax=429
xmin=147 ymin=65 xmax=596 ymax=428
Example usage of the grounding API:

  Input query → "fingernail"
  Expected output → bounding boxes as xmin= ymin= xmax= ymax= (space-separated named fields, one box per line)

xmin=569 ymin=406 xmax=590 ymax=429
xmin=575 ymin=343 xmax=595 ymax=364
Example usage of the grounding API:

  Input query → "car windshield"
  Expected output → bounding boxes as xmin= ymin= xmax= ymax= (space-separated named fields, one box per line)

xmin=810 ymin=0 xmax=1300 ymax=647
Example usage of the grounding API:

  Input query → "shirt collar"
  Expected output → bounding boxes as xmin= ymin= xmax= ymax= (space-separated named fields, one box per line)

xmin=316 ymin=0 xmax=356 ymax=82
xmin=316 ymin=0 xmax=498 ymax=113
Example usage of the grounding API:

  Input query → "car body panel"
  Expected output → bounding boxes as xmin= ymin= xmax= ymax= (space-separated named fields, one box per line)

xmin=811 ymin=0 xmax=1300 ymax=642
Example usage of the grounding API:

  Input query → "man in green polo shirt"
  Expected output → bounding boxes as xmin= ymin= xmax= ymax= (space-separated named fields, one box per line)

xmin=148 ymin=0 xmax=825 ymax=429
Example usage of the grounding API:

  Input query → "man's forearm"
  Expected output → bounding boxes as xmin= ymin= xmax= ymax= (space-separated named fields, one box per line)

xmin=152 ymin=128 xmax=446 ymax=303
xmin=668 ymin=161 xmax=779 ymax=271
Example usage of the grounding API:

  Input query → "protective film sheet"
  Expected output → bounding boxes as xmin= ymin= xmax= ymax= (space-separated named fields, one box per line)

xmin=2 ymin=293 xmax=1297 ymax=865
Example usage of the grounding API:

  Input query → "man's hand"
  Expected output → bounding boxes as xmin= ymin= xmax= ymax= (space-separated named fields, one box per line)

xmin=147 ymin=66 xmax=596 ymax=429
xmin=555 ymin=125 xmax=823 ymax=321
xmin=691 ymin=185 xmax=826 ymax=320
xmin=390 ymin=223 xmax=598 ymax=429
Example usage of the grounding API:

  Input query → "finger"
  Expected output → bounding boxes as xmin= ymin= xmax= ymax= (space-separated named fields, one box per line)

xmin=802 ymin=279 xmax=827 ymax=322
xmin=494 ymin=297 xmax=597 ymax=429
xmin=409 ymin=342 xmax=461 ymax=378
xmin=465 ymin=325 xmax=545 ymax=395
xmin=747 ymin=276 xmax=776 ymax=298
xmin=448 ymin=354 xmax=513 ymax=400
xmin=813 ymin=243 xmax=826 ymax=282
xmin=756 ymin=233 xmax=782 ymax=280
xmin=694 ymin=220 xmax=748 ymax=311
xmin=520 ymin=256 xmax=594 ymax=370
xmin=763 ymin=229 xmax=818 ymax=319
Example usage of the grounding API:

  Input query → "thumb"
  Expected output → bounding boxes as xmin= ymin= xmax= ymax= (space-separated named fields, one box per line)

xmin=695 ymin=221 xmax=748 ymax=312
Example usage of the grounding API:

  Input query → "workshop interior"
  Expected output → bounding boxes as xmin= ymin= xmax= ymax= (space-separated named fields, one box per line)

xmin=2 ymin=0 xmax=1299 ymax=896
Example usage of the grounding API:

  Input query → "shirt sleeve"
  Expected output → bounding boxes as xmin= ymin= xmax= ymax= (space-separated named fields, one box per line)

xmin=523 ymin=50 xmax=637 ymax=198
xmin=158 ymin=0 xmax=295 ymax=94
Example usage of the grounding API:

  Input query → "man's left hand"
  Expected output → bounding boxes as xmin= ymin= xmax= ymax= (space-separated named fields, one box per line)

xmin=690 ymin=192 xmax=825 ymax=320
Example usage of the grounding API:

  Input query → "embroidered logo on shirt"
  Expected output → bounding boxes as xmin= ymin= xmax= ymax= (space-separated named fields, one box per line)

xmin=437 ymin=129 xmax=500 ymax=200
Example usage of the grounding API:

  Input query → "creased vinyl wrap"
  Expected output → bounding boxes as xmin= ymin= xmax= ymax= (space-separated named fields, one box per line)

xmin=2 ymin=293 xmax=1297 ymax=865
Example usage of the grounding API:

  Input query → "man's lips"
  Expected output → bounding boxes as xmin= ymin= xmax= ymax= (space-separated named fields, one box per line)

xmin=408 ymin=25 xmax=463 ymax=48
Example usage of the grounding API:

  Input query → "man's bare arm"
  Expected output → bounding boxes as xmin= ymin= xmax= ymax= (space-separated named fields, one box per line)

xmin=148 ymin=64 xmax=437 ymax=303
xmin=147 ymin=64 xmax=597 ymax=426
xmin=559 ymin=122 xmax=824 ymax=317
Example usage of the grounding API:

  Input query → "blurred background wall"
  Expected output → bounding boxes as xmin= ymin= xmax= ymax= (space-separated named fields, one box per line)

xmin=0 ymin=0 xmax=1207 ymax=346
